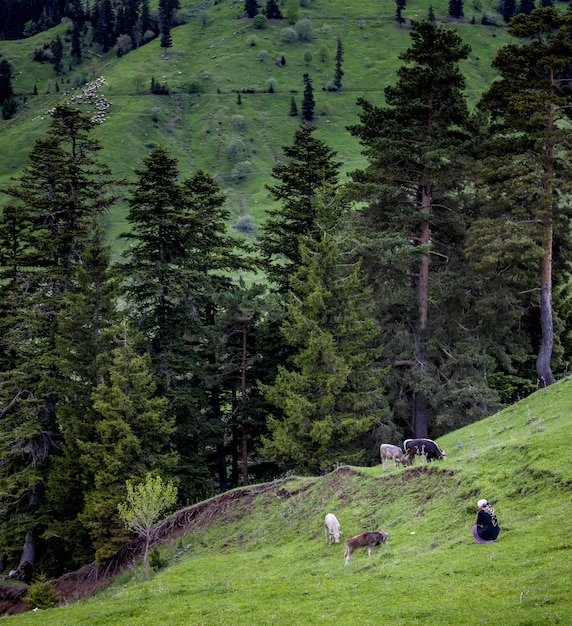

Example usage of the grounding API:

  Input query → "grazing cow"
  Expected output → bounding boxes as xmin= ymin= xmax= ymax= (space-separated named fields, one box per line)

xmin=324 ymin=513 xmax=342 ymax=545
xmin=403 ymin=438 xmax=446 ymax=464
xmin=379 ymin=443 xmax=412 ymax=471
xmin=344 ymin=529 xmax=389 ymax=565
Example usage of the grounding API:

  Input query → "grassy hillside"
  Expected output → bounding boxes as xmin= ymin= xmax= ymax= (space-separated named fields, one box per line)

xmin=0 ymin=0 xmax=513 ymax=255
xmin=3 ymin=376 xmax=572 ymax=624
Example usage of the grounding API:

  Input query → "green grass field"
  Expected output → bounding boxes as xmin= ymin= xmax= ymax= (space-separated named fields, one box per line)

xmin=0 ymin=0 xmax=514 ymax=257
xmin=3 ymin=376 xmax=572 ymax=625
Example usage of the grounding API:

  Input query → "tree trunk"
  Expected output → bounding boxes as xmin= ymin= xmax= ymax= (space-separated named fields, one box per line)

xmin=411 ymin=177 xmax=431 ymax=437
xmin=537 ymin=101 xmax=556 ymax=388
xmin=537 ymin=229 xmax=555 ymax=387
xmin=240 ymin=321 xmax=249 ymax=486
xmin=242 ymin=423 xmax=249 ymax=486
xmin=411 ymin=390 xmax=428 ymax=438
xmin=19 ymin=531 xmax=35 ymax=568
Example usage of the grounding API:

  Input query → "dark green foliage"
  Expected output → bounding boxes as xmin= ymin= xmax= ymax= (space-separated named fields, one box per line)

xmin=245 ymin=0 xmax=260 ymax=18
xmin=500 ymin=0 xmax=517 ymax=21
xmin=517 ymin=0 xmax=536 ymax=14
xmin=396 ymin=0 xmax=406 ymax=25
xmin=151 ymin=77 xmax=169 ymax=94
xmin=289 ymin=95 xmax=298 ymax=116
xmin=301 ymin=73 xmax=315 ymax=122
xmin=348 ymin=21 xmax=498 ymax=437
xmin=50 ymin=35 xmax=63 ymax=74
xmin=448 ymin=0 xmax=464 ymax=18
xmin=160 ymin=23 xmax=172 ymax=51
xmin=120 ymin=147 xmax=254 ymax=501
xmin=0 ymin=59 xmax=14 ymax=103
xmin=474 ymin=8 xmax=572 ymax=388
xmin=0 ymin=104 xmax=119 ymax=572
xmin=25 ymin=574 xmax=60 ymax=610
xmin=77 ymin=329 xmax=177 ymax=560
xmin=334 ymin=36 xmax=344 ymax=91
xmin=261 ymin=189 xmax=386 ymax=473
xmin=71 ymin=20 xmax=82 ymax=62
xmin=259 ymin=124 xmax=340 ymax=292
xmin=264 ymin=0 xmax=283 ymax=19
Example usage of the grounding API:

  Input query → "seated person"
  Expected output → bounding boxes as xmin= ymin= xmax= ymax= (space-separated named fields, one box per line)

xmin=473 ymin=498 xmax=500 ymax=543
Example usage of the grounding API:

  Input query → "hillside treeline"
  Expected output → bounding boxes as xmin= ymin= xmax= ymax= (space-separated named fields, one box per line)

xmin=1 ymin=10 xmax=572 ymax=578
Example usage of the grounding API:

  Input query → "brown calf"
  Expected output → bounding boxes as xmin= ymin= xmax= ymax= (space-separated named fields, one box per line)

xmin=344 ymin=529 xmax=389 ymax=565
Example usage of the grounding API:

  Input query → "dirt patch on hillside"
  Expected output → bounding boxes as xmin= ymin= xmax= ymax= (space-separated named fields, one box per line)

xmin=1 ymin=478 xmax=299 ymax=616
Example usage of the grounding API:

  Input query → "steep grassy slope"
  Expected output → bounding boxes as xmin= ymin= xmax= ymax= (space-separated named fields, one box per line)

xmin=3 ymin=377 xmax=572 ymax=624
xmin=0 ymin=0 xmax=513 ymax=254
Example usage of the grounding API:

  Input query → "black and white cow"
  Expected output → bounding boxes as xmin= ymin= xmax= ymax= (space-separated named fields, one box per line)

xmin=403 ymin=438 xmax=446 ymax=464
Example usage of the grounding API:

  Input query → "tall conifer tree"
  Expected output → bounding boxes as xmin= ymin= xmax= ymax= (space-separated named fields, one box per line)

xmin=261 ymin=188 xmax=386 ymax=473
xmin=121 ymin=148 xmax=253 ymax=501
xmin=348 ymin=21 xmax=494 ymax=437
xmin=473 ymin=8 xmax=572 ymax=389
xmin=259 ymin=124 xmax=340 ymax=292
xmin=0 ymin=105 xmax=118 ymax=572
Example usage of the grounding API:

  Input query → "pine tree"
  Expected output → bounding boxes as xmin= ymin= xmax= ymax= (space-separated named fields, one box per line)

xmin=396 ymin=0 xmax=406 ymax=26
xmin=517 ymin=0 xmax=535 ymax=15
xmin=301 ymin=73 xmax=315 ymax=122
xmin=448 ymin=0 xmax=464 ymax=18
xmin=289 ymin=95 xmax=298 ymax=116
xmin=121 ymin=148 xmax=253 ymax=501
xmin=348 ymin=21 xmax=488 ymax=438
xmin=500 ymin=0 xmax=516 ymax=21
xmin=245 ymin=0 xmax=259 ymax=18
xmin=51 ymin=35 xmax=64 ymax=74
xmin=474 ymin=8 xmax=572 ymax=388
xmin=264 ymin=0 xmax=283 ymax=19
xmin=71 ymin=20 xmax=82 ymax=62
xmin=261 ymin=189 xmax=386 ymax=473
xmin=0 ymin=105 xmax=118 ymax=572
xmin=0 ymin=60 xmax=14 ymax=104
xmin=334 ymin=36 xmax=344 ymax=91
xmin=77 ymin=326 xmax=177 ymax=560
xmin=259 ymin=124 xmax=341 ymax=292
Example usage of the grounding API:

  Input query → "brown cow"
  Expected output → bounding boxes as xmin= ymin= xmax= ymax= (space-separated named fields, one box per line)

xmin=344 ymin=529 xmax=389 ymax=565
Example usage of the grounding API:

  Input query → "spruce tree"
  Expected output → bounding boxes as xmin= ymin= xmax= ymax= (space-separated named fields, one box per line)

xmin=261 ymin=188 xmax=386 ymax=473
xmin=121 ymin=148 xmax=253 ymax=501
xmin=264 ymin=0 xmax=283 ymax=19
xmin=0 ymin=105 xmax=118 ymax=572
xmin=77 ymin=326 xmax=177 ymax=559
xmin=301 ymin=73 xmax=315 ymax=122
xmin=245 ymin=0 xmax=259 ymax=18
xmin=258 ymin=124 xmax=341 ymax=292
xmin=334 ymin=36 xmax=344 ymax=91
xmin=448 ymin=0 xmax=464 ymax=18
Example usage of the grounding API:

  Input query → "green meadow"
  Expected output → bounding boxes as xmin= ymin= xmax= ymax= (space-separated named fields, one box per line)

xmin=3 ymin=377 xmax=572 ymax=625
xmin=0 ymin=0 xmax=514 ymax=255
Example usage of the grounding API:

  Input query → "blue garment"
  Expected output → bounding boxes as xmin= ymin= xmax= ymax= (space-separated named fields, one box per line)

xmin=476 ymin=509 xmax=500 ymax=541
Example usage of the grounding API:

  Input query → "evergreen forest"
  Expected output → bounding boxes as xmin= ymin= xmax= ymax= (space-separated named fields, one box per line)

xmin=1 ymin=0 xmax=572 ymax=585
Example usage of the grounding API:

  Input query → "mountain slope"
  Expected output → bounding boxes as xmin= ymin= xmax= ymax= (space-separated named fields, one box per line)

xmin=0 ymin=0 xmax=513 ymax=253
xmin=3 ymin=375 xmax=572 ymax=624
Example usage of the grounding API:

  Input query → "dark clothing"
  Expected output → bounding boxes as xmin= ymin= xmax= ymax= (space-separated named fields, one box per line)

xmin=476 ymin=509 xmax=500 ymax=541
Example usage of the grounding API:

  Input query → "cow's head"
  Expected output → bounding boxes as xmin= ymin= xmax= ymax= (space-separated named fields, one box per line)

xmin=399 ymin=456 xmax=412 ymax=467
xmin=377 ymin=530 xmax=389 ymax=544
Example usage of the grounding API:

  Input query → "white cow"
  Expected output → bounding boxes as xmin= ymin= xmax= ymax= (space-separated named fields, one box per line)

xmin=324 ymin=513 xmax=342 ymax=545
xmin=380 ymin=443 xmax=411 ymax=471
